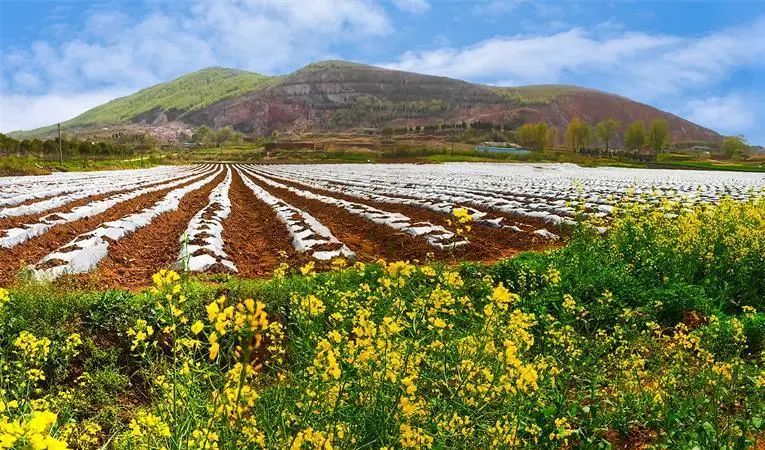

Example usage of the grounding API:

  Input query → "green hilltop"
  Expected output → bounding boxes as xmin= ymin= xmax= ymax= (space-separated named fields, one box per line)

xmin=11 ymin=67 xmax=275 ymax=138
xmin=70 ymin=67 xmax=275 ymax=126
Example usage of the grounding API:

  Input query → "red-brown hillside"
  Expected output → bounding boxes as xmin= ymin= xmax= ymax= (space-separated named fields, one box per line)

xmin=14 ymin=60 xmax=721 ymax=144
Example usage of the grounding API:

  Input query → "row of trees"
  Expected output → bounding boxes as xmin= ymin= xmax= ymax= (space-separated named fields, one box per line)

xmin=0 ymin=132 xmax=155 ymax=159
xmin=565 ymin=118 xmax=671 ymax=154
xmin=498 ymin=118 xmax=672 ymax=155
xmin=191 ymin=126 xmax=244 ymax=147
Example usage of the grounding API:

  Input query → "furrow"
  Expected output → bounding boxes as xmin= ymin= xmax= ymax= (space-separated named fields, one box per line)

xmin=31 ymin=167 xmax=224 ymax=280
xmin=244 ymin=165 xmax=469 ymax=250
xmin=236 ymin=166 xmax=354 ymax=261
xmin=177 ymin=167 xmax=237 ymax=273
xmin=0 ymin=166 xmax=218 ymax=248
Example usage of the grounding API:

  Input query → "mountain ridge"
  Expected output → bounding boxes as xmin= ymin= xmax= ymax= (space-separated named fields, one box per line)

xmin=9 ymin=60 xmax=721 ymax=144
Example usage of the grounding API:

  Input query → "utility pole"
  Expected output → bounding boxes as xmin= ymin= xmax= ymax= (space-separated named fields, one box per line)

xmin=57 ymin=123 xmax=63 ymax=165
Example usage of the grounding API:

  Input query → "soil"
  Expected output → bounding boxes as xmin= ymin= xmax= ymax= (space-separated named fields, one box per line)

xmin=1 ymin=163 xmax=565 ymax=289
xmin=78 ymin=172 xmax=225 ymax=289
xmin=241 ymin=169 xmax=438 ymax=262
xmin=250 ymin=170 xmax=560 ymax=263
xmin=0 ymin=172 xmax=215 ymax=286
xmin=0 ymin=173 xmax=203 ymax=230
xmin=221 ymin=169 xmax=298 ymax=278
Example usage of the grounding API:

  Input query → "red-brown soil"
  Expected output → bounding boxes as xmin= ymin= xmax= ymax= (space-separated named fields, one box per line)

xmin=251 ymin=170 xmax=559 ymax=262
xmin=0 ymin=163 xmax=565 ymax=289
xmin=0 ymin=175 xmax=203 ymax=230
xmin=79 ymin=173 xmax=225 ymax=289
xmin=221 ymin=170 xmax=298 ymax=278
xmin=0 ymin=173 xmax=214 ymax=286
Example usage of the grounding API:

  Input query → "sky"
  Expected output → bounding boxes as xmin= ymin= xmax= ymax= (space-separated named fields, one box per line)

xmin=0 ymin=0 xmax=763 ymax=144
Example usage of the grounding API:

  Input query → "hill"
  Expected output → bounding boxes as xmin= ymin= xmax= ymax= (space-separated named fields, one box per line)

xmin=10 ymin=60 xmax=721 ymax=144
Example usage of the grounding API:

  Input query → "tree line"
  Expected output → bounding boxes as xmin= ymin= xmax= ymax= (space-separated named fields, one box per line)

xmin=514 ymin=118 xmax=751 ymax=158
xmin=0 ymin=132 xmax=156 ymax=159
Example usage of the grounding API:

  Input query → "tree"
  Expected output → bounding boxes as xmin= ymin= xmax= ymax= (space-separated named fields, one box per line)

xmin=647 ymin=119 xmax=670 ymax=153
xmin=214 ymin=127 xmax=234 ymax=147
xmin=565 ymin=118 xmax=591 ymax=153
xmin=516 ymin=122 xmax=550 ymax=151
xmin=722 ymin=136 xmax=747 ymax=158
xmin=595 ymin=119 xmax=620 ymax=155
xmin=624 ymin=120 xmax=646 ymax=153
xmin=193 ymin=126 xmax=213 ymax=146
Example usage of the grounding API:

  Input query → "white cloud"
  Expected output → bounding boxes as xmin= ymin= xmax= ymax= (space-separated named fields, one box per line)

xmin=1 ymin=0 xmax=391 ymax=93
xmin=392 ymin=0 xmax=430 ymax=14
xmin=0 ymin=0 xmax=392 ymax=132
xmin=682 ymin=95 xmax=757 ymax=136
xmin=382 ymin=17 xmax=765 ymax=100
xmin=0 ymin=90 xmax=131 ymax=133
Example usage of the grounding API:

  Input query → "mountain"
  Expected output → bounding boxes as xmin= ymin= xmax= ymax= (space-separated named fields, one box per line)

xmin=11 ymin=60 xmax=721 ymax=144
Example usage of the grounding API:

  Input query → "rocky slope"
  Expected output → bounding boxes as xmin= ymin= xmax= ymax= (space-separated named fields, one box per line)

xmin=13 ymin=60 xmax=721 ymax=144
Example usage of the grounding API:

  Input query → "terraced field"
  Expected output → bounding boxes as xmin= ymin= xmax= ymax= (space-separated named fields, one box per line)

xmin=1 ymin=163 xmax=763 ymax=288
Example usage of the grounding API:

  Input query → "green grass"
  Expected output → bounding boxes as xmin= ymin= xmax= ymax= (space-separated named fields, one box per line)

xmin=1 ymin=198 xmax=763 ymax=449
xmin=650 ymin=159 xmax=765 ymax=172
xmin=12 ymin=68 xmax=276 ymax=138
xmin=0 ymin=154 xmax=166 ymax=176
xmin=491 ymin=84 xmax=596 ymax=105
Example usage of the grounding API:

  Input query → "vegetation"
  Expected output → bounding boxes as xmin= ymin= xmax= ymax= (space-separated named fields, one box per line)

xmin=723 ymin=136 xmax=748 ymax=158
xmin=12 ymin=68 xmax=276 ymax=138
xmin=1 ymin=198 xmax=763 ymax=449
xmin=595 ymin=119 xmax=620 ymax=155
xmin=0 ymin=132 xmax=162 ymax=175
xmin=624 ymin=121 xmax=647 ymax=153
xmin=647 ymin=119 xmax=670 ymax=153
xmin=565 ymin=118 xmax=591 ymax=153
xmin=515 ymin=122 xmax=552 ymax=151
xmin=492 ymin=85 xmax=592 ymax=106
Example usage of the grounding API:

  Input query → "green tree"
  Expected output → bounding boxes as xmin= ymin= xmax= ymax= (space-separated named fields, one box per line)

xmin=516 ymin=122 xmax=550 ymax=151
xmin=722 ymin=136 xmax=747 ymax=158
xmin=565 ymin=118 xmax=591 ymax=153
xmin=595 ymin=119 xmax=620 ymax=155
xmin=624 ymin=120 xmax=646 ymax=153
xmin=193 ymin=126 xmax=213 ymax=146
xmin=648 ymin=119 xmax=670 ymax=153
xmin=214 ymin=127 xmax=235 ymax=147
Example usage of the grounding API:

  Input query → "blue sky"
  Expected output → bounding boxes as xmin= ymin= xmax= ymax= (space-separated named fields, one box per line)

xmin=1 ymin=0 xmax=764 ymax=143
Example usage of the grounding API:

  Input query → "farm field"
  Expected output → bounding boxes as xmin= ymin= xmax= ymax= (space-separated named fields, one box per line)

xmin=1 ymin=162 xmax=763 ymax=288
xmin=1 ymin=163 xmax=765 ymax=449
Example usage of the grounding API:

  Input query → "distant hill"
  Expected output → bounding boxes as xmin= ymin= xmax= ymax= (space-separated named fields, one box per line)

xmin=10 ymin=60 xmax=722 ymax=144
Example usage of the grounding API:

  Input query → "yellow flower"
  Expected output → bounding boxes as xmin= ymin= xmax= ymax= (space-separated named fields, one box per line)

xmin=0 ymin=287 xmax=9 ymax=308
xmin=399 ymin=424 xmax=433 ymax=449
xmin=190 ymin=320 xmax=204 ymax=335
xmin=490 ymin=283 xmax=518 ymax=308
xmin=206 ymin=301 xmax=220 ymax=322
xmin=209 ymin=333 xmax=220 ymax=361
xmin=13 ymin=331 xmax=52 ymax=361
xmin=299 ymin=261 xmax=315 ymax=276
xmin=26 ymin=411 xmax=57 ymax=434
xmin=300 ymin=295 xmax=325 ymax=317
xmin=562 ymin=294 xmax=577 ymax=314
